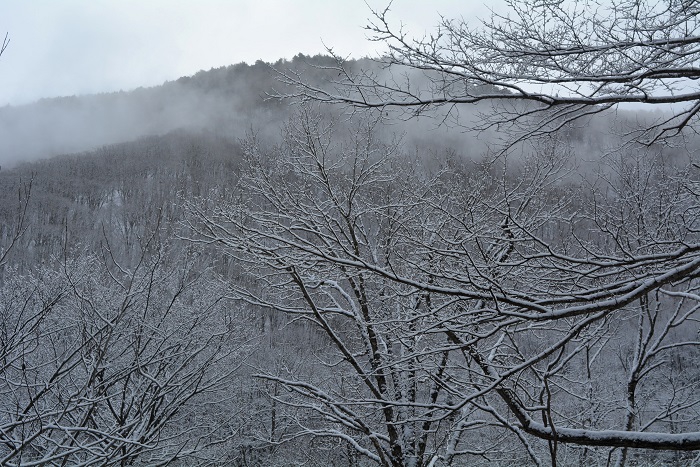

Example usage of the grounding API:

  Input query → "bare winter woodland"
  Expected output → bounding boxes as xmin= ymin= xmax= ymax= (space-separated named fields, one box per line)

xmin=1 ymin=1 xmax=700 ymax=465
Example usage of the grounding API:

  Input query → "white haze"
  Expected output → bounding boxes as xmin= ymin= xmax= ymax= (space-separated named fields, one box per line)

xmin=0 ymin=82 xmax=252 ymax=168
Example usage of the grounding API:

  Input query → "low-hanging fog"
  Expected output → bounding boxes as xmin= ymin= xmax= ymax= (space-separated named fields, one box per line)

xmin=0 ymin=59 xmax=288 ymax=168
xmin=0 ymin=53 xmax=684 ymax=173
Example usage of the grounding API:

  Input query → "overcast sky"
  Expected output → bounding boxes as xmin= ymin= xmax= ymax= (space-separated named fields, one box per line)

xmin=0 ymin=1 xmax=492 ymax=106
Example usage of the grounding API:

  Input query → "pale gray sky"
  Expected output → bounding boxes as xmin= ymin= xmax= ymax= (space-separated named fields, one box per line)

xmin=0 ymin=1 xmax=492 ymax=106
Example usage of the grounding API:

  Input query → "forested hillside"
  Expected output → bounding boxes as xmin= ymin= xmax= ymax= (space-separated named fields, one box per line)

xmin=0 ymin=54 xmax=331 ymax=168
xmin=2 ymin=1 xmax=700 ymax=465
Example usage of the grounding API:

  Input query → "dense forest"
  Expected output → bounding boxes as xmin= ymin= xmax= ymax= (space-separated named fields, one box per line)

xmin=2 ymin=1 xmax=700 ymax=465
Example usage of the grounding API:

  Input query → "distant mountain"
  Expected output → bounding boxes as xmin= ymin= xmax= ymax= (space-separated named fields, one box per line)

xmin=0 ymin=54 xmax=342 ymax=168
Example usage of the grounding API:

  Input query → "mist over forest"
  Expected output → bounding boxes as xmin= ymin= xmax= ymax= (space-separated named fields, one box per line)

xmin=0 ymin=57 xmax=288 ymax=167
xmin=0 ymin=54 xmax=563 ymax=170
xmin=2 ymin=2 xmax=700 ymax=464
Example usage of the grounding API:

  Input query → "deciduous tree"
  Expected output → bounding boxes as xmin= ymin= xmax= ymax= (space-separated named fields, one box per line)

xmin=279 ymin=0 xmax=700 ymax=150
xmin=192 ymin=107 xmax=700 ymax=464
